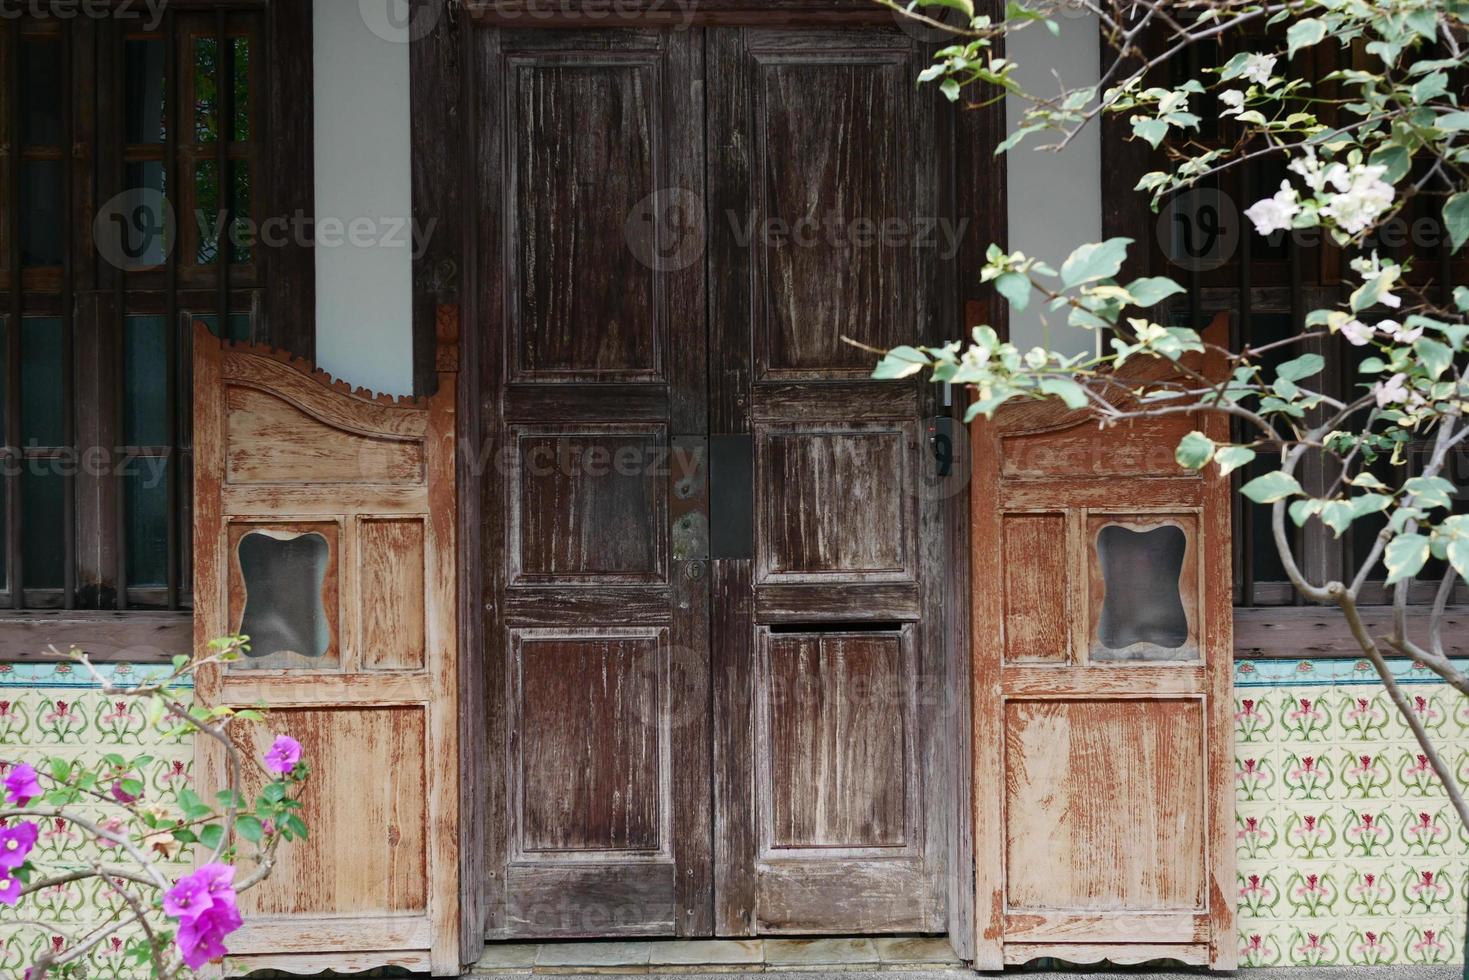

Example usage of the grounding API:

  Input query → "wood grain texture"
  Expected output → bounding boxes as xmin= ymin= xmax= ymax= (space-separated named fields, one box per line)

xmin=757 ymin=425 xmax=916 ymax=583
xmin=238 ymin=707 xmax=429 ymax=917
xmin=763 ymin=633 xmax=907 ymax=849
xmin=225 ymin=387 xmax=425 ymax=485
xmin=1001 ymin=513 xmax=1068 ymax=664
xmin=359 ymin=518 xmax=427 ymax=671
xmin=514 ymin=631 xmax=665 ymax=853
xmin=1003 ymin=698 xmax=1205 ymax=911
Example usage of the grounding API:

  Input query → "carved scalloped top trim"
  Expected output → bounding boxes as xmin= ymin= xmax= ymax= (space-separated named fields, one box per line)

xmin=204 ymin=323 xmax=427 ymax=410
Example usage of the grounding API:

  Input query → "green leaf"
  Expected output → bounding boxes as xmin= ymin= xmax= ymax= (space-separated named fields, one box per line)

xmin=1447 ymin=538 xmax=1469 ymax=585
xmin=284 ymin=814 xmax=309 ymax=841
xmin=118 ymin=778 xmax=145 ymax=799
xmin=1214 ymin=445 xmax=1256 ymax=477
xmin=1405 ymin=475 xmax=1455 ymax=511
xmin=995 ymin=271 xmax=1031 ymax=312
xmin=1384 ymin=533 xmax=1431 ymax=584
xmin=872 ymin=346 xmax=928 ymax=380
xmin=1439 ymin=110 xmax=1469 ymax=132
xmin=236 ymin=815 xmax=265 ymax=844
xmin=1174 ymin=430 xmax=1216 ymax=470
xmin=1287 ymin=17 xmax=1327 ymax=57
xmin=1242 ymin=471 xmax=1304 ymax=504
xmin=1414 ymin=337 xmax=1453 ymax=379
xmin=1319 ymin=499 xmax=1359 ymax=536
xmin=1290 ymin=498 xmax=1325 ymax=527
xmin=1276 ymin=353 xmax=1325 ymax=382
xmin=939 ymin=77 xmax=961 ymax=102
xmin=1368 ymin=143 xmax=1411 ymax=184
xmin=1060 ymin=238 xmax=1132 ymax=288
xmin=199 ymin=824 xmax=224 ymax=851
xmin=1124 ymin=276 xmax=1185 ymax=307
xmin=1445 ymin=193 xmax=1469 ymax=253
xmin=1132 ymin=116 xmax=1169 ymax=149
xmin=1037 ymin=377 xmax=1088 ymax=410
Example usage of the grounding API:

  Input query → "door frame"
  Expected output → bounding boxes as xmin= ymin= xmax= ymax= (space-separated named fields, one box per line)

xmin=408 ymin=1 xmax=1009 ymax=965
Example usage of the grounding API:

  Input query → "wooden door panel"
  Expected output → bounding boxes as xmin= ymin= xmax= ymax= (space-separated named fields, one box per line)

xmin=745 ymin=39 xmax=920 ymax=380
xmin=1003 ymin=698 xmax=1206 ymax=911
xmin=707 ymin=25 xmax=950 ymax=937
xmin=513 ymin=630 xmax=667 ymax=855
xmin=762 ymin=633 xmax=909 ymax=849
xmin=1001 ymin=513 xmax=1069 ymax=664
xmin=480 ymin=26 xmax=709 ymax=940
xmin=194 ymin=326 xmax=459 ymax=974
xmin=237 ymin=706 xmax=430 ymax=917
xmin=756 ymin=424 xmax=917 ymax=584
xmin=970 ymin=326 xmax=1235 ymax=969
xmin=508 ymin=52 xmax=664 ymax=382
xmin=509 ymin=425 xmax=669 ymax=584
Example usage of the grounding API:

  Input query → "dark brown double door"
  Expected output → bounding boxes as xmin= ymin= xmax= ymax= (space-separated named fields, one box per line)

xmin=477 ymin=24 xmax=961 ymax=940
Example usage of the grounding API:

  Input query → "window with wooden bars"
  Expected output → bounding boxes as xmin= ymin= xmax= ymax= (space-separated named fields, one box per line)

xmin=1101 ymin=20 xmax=1469 ymax=609
xmin=0 ymin=3 xmax=312 ymax=622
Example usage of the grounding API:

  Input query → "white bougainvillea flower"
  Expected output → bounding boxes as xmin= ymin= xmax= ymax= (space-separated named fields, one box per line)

xmin=1240 ymin=53 xmax=1277 ymax=85
xmin=1374 ymin=372 xmax=1414 ymax=409
xmin=1320 ymin=163 xmax=1394 ymax=235
xmin=1381 ymin=319 xmax=1422 ymax=344
xmin=1218 ymin=89 xmax=1246 ymax=116
xmin=1350 ymin=253 xmax=1404 ymax=308
xmin=1340 ymin=318 xmax=1375 ymax=346
xmin=1244 ymin=181 xmax=1301 ymax=235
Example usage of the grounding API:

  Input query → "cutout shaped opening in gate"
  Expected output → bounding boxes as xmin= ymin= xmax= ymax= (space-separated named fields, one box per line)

xmin=1093 ymin=523 xmax=1193 ymax=659
xmin=236 ymin=529 xmax=333 ymax=667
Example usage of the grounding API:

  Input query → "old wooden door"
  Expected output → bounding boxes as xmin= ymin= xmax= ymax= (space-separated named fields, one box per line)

xmin=475 ymin=24 xmax=957 ymax=941
xmin=193 ymin=325 xmax=460 ymax=975
xmin=968 ymin=335 xmax=1236 ymax=969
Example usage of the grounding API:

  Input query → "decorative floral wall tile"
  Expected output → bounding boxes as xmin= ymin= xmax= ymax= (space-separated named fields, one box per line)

xmin=0 ymin=663 xmax=193 ymax=977
xmin=1235 ymin=657 xmax=1469 ymax=967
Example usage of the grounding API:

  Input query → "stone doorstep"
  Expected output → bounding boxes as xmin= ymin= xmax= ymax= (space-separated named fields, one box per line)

xmin=467 ymin=937 xmax=963 ymax=976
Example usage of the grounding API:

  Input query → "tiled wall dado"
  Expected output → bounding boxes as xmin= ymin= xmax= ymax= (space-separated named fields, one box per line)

xmin=0 ymin=662 xmax=193 ymax=977
xmin=2 ymin=658 xmax=1468 ymax=972
xmin=1235 ymin=657 xmax=1469 ymax=967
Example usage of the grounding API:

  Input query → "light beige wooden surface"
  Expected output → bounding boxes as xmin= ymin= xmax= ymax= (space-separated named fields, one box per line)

xmin=193 ymin=323 xmax=460 ymax=975
xmin=969 ymin=315 xmax=1236 ymax=970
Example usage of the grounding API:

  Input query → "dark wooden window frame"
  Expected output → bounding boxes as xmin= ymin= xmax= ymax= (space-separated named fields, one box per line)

xmin=1099 ymin=18 xmax=1469 ymax=647
xmin=0 ymin=0 xmax=313 ymax=652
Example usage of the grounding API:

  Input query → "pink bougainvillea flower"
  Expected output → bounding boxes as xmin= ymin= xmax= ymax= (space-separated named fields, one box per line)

xmin=109 ymin=780 xmax=141 ymax=804
xmin=0 ymin=821 xmax=38 ymax=871
xmin=3 ymin=763 xmax=41 ymax=806
xmin=172 ymin=867 xmax=242 ymax=969
xmin=263 ymin=735 xmax=302 ymax=775
xmin=0 ymin=871 xmax=21 ymax=906
xmin=163 ymin=873 xmax=213 ymax=924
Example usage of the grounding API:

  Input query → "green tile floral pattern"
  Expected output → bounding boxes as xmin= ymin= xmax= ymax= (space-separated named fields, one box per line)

xmin=0 ymin=662 xmax=192 ymax=977
xmin=1236 ymin=657 xmax=1469 ymax=967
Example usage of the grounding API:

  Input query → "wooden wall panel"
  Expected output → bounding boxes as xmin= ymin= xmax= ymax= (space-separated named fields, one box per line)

xmin=225 ymin=387 xmax=425 ymax=485
xmin=510 ymin=55 xmax=662 ymax=382
xmin=763 ymin=633 xmax=907 ymax=849
xmin=1003 ymin=699 xmax=1205 ymax=912
xmin=514 ymin=631 xmax=666 ymax=854
xmin=360 ymin=518 xmax=427 ymax=671
xmin=999 ymin=416 xmax=1198 ymax=480
xmin=239 ymin=706 xmax=428 ymax=917
xmin=1001 ymin=513 xmax=1068 ymax=664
